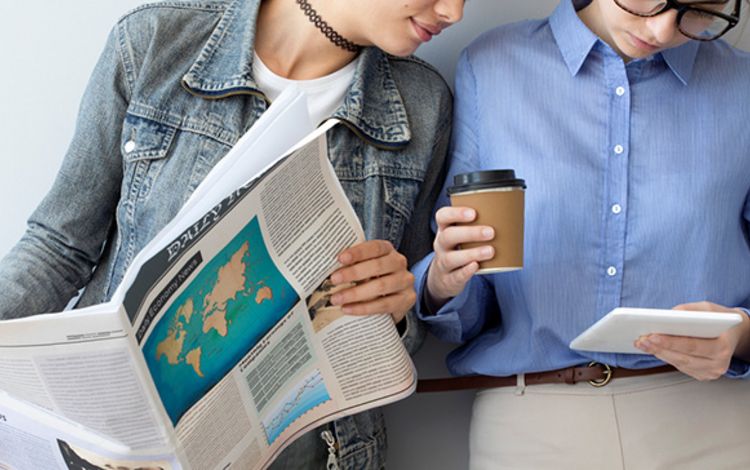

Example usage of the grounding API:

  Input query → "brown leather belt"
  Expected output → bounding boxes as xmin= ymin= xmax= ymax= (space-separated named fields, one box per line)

xmin=416 ymin=363 xmax=677 ymax=393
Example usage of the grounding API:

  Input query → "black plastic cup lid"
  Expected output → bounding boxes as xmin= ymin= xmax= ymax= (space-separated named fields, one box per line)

xmin=447 ymin=170 xmax=526 ymax=195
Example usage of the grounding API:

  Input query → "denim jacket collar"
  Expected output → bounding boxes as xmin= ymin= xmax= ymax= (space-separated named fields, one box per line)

xmin=182 ymin=0 xmax=411 ymax=148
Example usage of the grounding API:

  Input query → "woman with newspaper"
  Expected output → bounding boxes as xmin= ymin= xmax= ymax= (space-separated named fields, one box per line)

xmin=0 ymin=0 xmax=465 ymax=468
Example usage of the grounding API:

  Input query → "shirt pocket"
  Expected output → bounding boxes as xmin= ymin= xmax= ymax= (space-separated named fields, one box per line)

xmin=120 ymin=114 xmax=177 ymax=203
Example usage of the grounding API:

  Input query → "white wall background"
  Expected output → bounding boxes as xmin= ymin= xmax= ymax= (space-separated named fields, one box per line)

xmin=1 ymin=2 xmax=748 ymax=469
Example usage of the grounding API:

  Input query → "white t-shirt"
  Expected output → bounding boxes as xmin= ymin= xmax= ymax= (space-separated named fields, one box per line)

xmin=253 ymin=51 xmax=358 ymax=127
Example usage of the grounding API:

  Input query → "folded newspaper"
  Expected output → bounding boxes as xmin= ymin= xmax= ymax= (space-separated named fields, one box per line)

xmin=0 ymin=86 xmax=417 ymax=470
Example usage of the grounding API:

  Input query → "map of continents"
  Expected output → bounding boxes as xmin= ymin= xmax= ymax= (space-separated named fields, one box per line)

xmin=143 ymin=217 xmax=298 ymax=425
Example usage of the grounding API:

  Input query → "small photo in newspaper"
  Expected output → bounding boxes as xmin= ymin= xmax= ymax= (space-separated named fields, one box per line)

xmin=306 ymin=278 xmax=356 ymax=333
xmin=57 ymin=439 xmax=172 ymax=470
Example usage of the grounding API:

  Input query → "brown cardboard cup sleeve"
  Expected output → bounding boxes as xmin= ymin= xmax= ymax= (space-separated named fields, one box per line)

xmin=448 ymin=170 xmax=526 ymax=274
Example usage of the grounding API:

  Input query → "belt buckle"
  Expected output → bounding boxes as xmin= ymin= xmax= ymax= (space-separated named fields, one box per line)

xmin=587 ymin=362 xmax=613 ymax=388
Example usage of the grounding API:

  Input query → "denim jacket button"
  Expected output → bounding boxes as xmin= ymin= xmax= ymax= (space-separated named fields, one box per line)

xmin=124 ymin=140 xmax=136 ymax=153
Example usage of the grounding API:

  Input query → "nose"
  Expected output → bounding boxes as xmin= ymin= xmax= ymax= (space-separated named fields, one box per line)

xmin=645 ymin=9 xmax=680 ymax=44
xmin=435 ymin=0 xmax=464 ymax=25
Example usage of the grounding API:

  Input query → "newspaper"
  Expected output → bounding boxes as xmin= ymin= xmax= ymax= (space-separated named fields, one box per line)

xmin=0 ymin=86 xmax=416 ymax=470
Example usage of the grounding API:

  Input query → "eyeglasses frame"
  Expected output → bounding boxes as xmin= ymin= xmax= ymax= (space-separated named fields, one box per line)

xmin=613 ymin=0 xmax=742 ymax=40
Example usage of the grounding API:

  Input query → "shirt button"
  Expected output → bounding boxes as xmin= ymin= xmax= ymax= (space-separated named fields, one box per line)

xmin=614 ymin=145 xmax=624 ymax=155
xmin=616 ymin=86 xmax=626 ymax=96
xmin=611 ymin=204 xmax=622 ymax=214
xmin=607 ymin=266 xmax=617 ymax=277
xmin=124 ymin=140 xmax=137 ymax=153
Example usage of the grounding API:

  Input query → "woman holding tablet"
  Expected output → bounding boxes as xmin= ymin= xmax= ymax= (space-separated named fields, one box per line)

xmin=416 ymin=0 xmax=750 ymax=468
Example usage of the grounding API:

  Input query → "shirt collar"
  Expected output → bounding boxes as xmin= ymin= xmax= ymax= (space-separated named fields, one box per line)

xmin=659 ymin=41 xmax=699 ymax=86
xmin=549 ymin=0 xmax=698 ymax=85
xmin=549 ymin=0 xmax=599 ymax=77
xmin=181 ymin=0 xmax=410 ymax=148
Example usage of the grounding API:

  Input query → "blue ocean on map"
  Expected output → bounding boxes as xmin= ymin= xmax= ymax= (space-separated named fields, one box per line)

xmin=143 ymin=217 xmax=298 ymax=425
xmin=263 ymin=371 xmax=330 ymax=444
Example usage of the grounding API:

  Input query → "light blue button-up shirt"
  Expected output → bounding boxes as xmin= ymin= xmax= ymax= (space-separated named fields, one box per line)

xmin=414 ymin=0 xmax=750 ymax=378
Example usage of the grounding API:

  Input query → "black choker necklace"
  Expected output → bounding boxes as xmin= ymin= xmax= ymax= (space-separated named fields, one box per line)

xmin=295 ymin=0 xmax=361 ymax=53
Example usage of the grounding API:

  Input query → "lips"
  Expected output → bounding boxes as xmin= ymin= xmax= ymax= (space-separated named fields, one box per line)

xmin=411 ymin=19 xmax=442 ymax=42
xmin=628 ymin=32 xmax=660 ymax=52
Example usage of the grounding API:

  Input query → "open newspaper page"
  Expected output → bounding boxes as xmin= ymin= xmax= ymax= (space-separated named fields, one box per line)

xmin=0 ymin=391 xmax=179 ymax=470
xmin=0 ymin=305 xmax=177 ymax=469
xmin=126 ymin=127 xmax=416 ymax=469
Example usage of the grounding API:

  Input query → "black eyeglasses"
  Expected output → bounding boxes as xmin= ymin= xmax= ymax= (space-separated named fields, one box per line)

xmin=613 ymin=0 xmax=741 ymax=40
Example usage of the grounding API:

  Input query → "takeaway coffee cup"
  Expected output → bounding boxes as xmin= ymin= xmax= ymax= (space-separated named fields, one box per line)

xmin=447 ymin=170 xmax=526 ymax=274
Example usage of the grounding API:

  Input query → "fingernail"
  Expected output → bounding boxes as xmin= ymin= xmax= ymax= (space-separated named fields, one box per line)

xmin=339 ymin=252 xmax=352 ymax=264
xmin=463 ymin=209 xmax=475 ymax=219
xmin=330 ymin=273 xmax=342 ymax=284
xmin=481 ymin=246 xmax=493 ymax=257
xmin=650 ymin=336 xmax=661 ymax=345
xmin=331 ymin=294 xmax=342 ymax=305
xmin=481 ymin=228 xmax=493 ymax=239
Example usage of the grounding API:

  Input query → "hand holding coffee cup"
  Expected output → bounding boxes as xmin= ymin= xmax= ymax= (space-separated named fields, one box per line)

xmin=448 ymin=170 xmax=526 ymax=273
xmin=426 ymin=170 xmax=525 ymax=310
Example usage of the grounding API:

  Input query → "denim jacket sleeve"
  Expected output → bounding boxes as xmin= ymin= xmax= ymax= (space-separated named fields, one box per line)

xmin=398 ymin=97 xmax=452 ymax=355
xmin=0 ymin=27 xmax=130 ymax=320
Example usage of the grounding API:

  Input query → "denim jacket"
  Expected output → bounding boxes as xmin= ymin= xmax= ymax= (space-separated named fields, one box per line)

xmin=0 ymin=0 xmax=451 ymax=468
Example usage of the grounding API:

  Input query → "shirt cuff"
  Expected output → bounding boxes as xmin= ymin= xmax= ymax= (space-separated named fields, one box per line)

xmin=413 ymin=252 xmax=475 ymax=321
xmin=412 ymin=252 xmax=486 ymax=344
xmin=726 ymin=308 xmax=750 ymax=379
xmin=412 ymin=252 xmax=435 ymax=319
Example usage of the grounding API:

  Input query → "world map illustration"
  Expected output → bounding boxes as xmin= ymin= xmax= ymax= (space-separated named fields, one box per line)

xmin=143 ymin=217 xmax=298 ymax=424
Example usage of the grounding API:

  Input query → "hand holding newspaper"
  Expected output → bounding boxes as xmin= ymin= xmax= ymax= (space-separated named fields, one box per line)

xmin=0 ymin=87 xmax=417 ymax=470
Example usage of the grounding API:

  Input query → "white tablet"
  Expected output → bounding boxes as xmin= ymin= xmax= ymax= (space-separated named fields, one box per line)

xmin=569 ymin=307 xmax=744 ymax=354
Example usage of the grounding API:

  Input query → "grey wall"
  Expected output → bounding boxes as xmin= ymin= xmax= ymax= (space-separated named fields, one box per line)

xmin=1 ymin=2 xmax=749 ymax=469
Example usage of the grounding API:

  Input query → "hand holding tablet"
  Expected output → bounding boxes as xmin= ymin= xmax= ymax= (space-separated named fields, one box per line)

xmin=570 ymin=307 xmax=744 ymax=355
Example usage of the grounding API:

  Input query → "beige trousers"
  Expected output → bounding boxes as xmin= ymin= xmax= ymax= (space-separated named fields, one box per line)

xmin=470 ymin=372 xmax=750 ymax=470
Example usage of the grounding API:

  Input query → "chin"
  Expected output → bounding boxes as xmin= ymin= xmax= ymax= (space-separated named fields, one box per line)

xmin=377 ymin=37 xmax=420 ymax=57
xmin=625 ymin=46 xmax=659 ymax=60
xmin=386 ymin=44 xmax=419 ymax=57
xmin=390 ymin=47 xmax=418 ymax=57
xmin=614 ymin=39 xmax=649 ymax=61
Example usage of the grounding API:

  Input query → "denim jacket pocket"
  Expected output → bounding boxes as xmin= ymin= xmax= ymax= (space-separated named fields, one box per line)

xmin=120 ymin=114 xmax=178 ymax=205
xmin=382 ymin=170 xmax=424 ymax=247
xmin=121 ymin=114 xmax=177 ymax=162
xmin=337 ymin=159 xmax=425 ymax=249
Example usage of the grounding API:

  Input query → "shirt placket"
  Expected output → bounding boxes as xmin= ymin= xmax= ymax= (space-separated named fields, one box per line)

xmin=596 ymin=51 xmax=633 ymax=355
